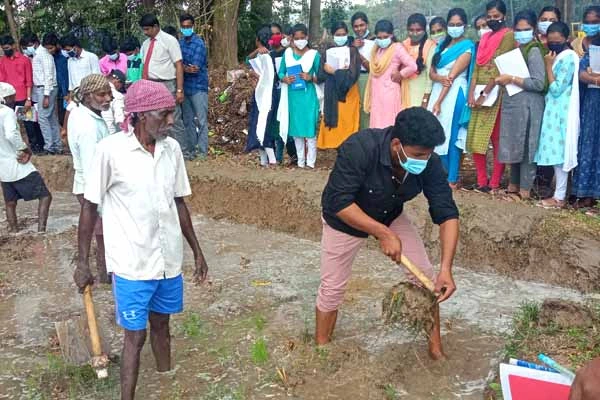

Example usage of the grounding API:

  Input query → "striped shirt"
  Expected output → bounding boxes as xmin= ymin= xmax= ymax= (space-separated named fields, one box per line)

xmin=32 ymin=46 xmax=57 ymax=96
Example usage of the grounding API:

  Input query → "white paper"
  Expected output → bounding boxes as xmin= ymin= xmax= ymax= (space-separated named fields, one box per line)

xmin=474 ymin=84 xmax=500 ymax=107
xmin=499 ymin=363 xmax=572 ymax=400
xmin=359 ymin=40 xmax=375 ymax=72
xmin=326 ymin=47 xmax=350 ymax=71
xmin=274 ymin=57 xmax=283 ymax=74
xmin=589 ymin=45 xmax=600 ymax=88
xmin=494 ymin=48 xmax=531 ymax=96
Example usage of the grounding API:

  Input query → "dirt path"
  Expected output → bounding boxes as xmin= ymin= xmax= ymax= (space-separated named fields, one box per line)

xmin=0 ymin=193 xmax=594 ymax=399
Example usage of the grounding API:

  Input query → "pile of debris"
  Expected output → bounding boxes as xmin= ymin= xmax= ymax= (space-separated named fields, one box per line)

xmin=207 ymin=66 xmax=255 ymax=154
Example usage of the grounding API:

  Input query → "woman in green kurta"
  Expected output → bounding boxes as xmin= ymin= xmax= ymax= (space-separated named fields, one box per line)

xmin=466 ymin=0 xmax=515 ymax=193
xmin=278 ymin=23 xmax=321 ymax=168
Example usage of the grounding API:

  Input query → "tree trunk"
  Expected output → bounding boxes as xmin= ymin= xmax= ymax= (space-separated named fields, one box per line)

xmin=555 ymin=0 xmax=570 ymax=23
xmin=3 ymin=0 xmax=19 ymax=44
xmin=308 ymin=0 xmax=321 ymax=42
xmin=210 ymin=0 xmax=241 ymax=68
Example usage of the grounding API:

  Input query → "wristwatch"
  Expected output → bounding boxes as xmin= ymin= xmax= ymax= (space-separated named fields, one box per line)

xmin=176 ymin=89 xmax=183 ymax=93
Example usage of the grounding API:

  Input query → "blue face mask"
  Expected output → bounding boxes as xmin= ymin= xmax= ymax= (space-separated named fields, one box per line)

xmin=61 ymin=49 xmax=70 ymax=58
xmin=397 ymin=144 xmax=429 ymax=175
xmin=447 ymin=26 xmax=465 ymax=39
xmin=537 ymin=21 xmax=552 ymax=35
xmin=180 ymin=28 xmax=194 ymax=37
xmin=127 ymin=54 xmax=137 ymax=61
xmin=333 ymin=36 xmax=348 ymax=46
xmin=375 ymin=37 xmax=392 ymax=49
xmin=582 ymin=23 xmax=600 ymax=37
xmin=109 ymin=52 xmax=119 ymax=61
xmin=514 ymin=29 xmax=534 ymax=45
xmin=24 ymin=46 xmax=36 ymax=56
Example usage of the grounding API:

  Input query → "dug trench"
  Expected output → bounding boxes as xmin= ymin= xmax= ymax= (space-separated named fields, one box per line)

xmin=0 ymin=155 xmax=598 ymax=399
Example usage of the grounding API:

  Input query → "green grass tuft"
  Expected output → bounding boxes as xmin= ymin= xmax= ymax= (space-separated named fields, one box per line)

xmin=250 ymin=338 xmax=269 ymax=364
xmin=181 ymin=312 xmax=205 ymax=338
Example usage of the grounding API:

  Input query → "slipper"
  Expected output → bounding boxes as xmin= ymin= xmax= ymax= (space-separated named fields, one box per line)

xmin=538 ymin=198 xmax=565 ymax=209
xmin=502 ymin=192 xmax=522 ymax=202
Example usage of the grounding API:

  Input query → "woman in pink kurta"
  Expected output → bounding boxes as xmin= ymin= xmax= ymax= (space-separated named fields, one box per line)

xmin=364 ymin=20 xmax=417 ymax=129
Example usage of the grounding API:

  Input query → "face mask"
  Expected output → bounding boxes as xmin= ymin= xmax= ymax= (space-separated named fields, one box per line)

xmin=408 ymin=31 xmax=426 ymax=42
xmin=281 ymin=37 xmax=290 ymax=47
xmin=294 ymin=39 xmax=308 ymax=50
xmin=363 ymin=29 xmax=370 ymax=39
xmin=25 ymin=46 xmax=36 ymax=56
xmin=447 ymin=26 xmax=465 ymax=39
xmin=538 ymin=21 xmax=553 ymax=35
xmin=109 ymin=53 xmax=119 ymax=61
xmin=514 ymin=30 xmax=534 ymax=45
xmin=397 ymin=145 xmax=429 ymax=175
xmin=478 ymin=28 xmax=492 ymax=38
xmin=487 ymin=19 xmax=505 ymax=32
xmin=3 ymin=48 xmax=14 ymax=57
xmin=582 ymin=23 xmax=600 ymax=37
xmin=67 ymin=50 xmax=77 ymax=58
xmin=127 ymin=54 xmax=137 ymax=61
xmin=375 ymin=37 xmax=392 ymax=49
xmin=61 ymin=49 xmax=69 ymax=58
xmin=548 ymin=42 xmax=566 ymax=54
xmin=430 ymin=32 xmax=446 ymax=43
xmin=180 ymin=28 xmax=194 ymax=37
xmin=333 ymin=36 xmax=348 ymax=46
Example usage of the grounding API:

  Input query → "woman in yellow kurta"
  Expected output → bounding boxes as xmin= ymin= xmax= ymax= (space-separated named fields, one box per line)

xmin=402 ymin=13 xmax=436 ymax=108
xmin=317 ymin=21 xmax=361 ymax=149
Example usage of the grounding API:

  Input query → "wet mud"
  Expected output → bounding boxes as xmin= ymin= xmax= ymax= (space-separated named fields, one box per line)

xmin=0 ymin=193 xmax=595 ymax=399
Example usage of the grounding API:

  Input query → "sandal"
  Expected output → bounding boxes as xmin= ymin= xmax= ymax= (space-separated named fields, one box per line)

xmin=502 ymin=192 xmax=522 ymax=202
xmin=537 ymin=198 xmax=566 ymax=209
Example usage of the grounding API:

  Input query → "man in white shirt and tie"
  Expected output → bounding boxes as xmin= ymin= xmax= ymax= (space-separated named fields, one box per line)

xmin=139 ymin=14 xmax=189 ymax=158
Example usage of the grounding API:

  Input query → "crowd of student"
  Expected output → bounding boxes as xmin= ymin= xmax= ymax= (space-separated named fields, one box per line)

xmin=0 ymin=13 xmax=209 ymax=161
xmin=245 ymin=1 xmax=600 ymax=215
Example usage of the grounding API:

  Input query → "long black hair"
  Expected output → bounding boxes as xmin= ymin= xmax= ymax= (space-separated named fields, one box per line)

xmin=407 ymin=13 xmax=428 ymax=74
xmin=486 ymin=0 xmax=507 ymax=15
xmin=374 ymin=20 xmax=396 ymax=41
xmin=330 ymin=21 xmax=349 ymax=36
xmin=256 ymin=25 xmax=272 ymax=47
xmin=429 ymin=16 xmax=447 ymax=31
xmin=514 ymin=9 xmax=537 ymax=29
xmin=538 ymin=6 xmax=561 ymax=21
xmin=432 ymin=8 xmax=467 ymax=67
xmin=546 ymin=21 xmax=572 ymax=48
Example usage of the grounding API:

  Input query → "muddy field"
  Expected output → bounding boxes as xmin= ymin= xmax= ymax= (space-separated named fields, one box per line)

xmin=1 ymin=157 xmax=599 ymax=399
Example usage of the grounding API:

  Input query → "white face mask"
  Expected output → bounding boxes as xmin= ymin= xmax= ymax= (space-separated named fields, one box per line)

xmin=281 ymin=37 xmax=290 ymax=48
xmin=478 ymin=28 xmax=492 ymax=38
xmin=294 ymin=39 xmax=308 ymax=50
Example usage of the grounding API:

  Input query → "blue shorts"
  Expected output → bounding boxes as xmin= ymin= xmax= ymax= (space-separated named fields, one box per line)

xmin=113 ymin=274 xmax=184 ymax=331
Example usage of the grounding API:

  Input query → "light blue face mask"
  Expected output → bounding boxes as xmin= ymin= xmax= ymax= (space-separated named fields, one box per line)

xmin=127 ymin=54 xmax=137 ymax=61
xmin=61 ymin=49 xmax=70 ymax=58
xmin=25 ymin=46 xmax=36 ymax=56
xmin=537 ymin=21 xmax=552 ymax=35
xmin=109 ymin=52 xmax=119 ymax=61
xmin=514 ymin=29 xmax=534 ymax=45
xmin=375 ymin=37 xmax=392 ymax=49
xmin=180 ymin=28 xmax=194 ymax=37
xmin=333 ymin=35 xmax=348 ymax=46
xmin=397 ymin=144 xmax=429 ymax=175
xmin=582 ymin=23 xmax=600 ymax=37
xmin=447 ymin=26 xmax=465 ymax=39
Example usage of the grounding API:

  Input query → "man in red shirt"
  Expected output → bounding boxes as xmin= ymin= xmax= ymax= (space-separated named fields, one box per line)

xmin=0 ymin=35 xmax=45 ymax=154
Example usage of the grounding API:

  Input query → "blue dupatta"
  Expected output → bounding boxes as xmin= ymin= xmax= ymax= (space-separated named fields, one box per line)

xmin=433 ymin=39 xmax=476 ymax=126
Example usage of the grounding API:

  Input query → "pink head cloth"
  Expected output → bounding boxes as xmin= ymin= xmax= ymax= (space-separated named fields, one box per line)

xmin=121 ymin=79 xmax=176 ymax=130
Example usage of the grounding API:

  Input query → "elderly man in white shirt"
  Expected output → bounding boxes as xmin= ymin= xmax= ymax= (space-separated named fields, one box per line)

xmin=74 ymin=79 xmax=208 ymax=400
xmin=23 ymin=33 xmax=62 ymax=154
xmin=67 ymin=74 xmax=112 ymax=283
xmin=0 ymin=82 xmax=52 ymax=232
xmin=139 ymin=14 xmax=190 ymax=158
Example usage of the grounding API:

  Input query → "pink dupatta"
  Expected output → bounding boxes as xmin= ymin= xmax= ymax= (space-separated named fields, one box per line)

xmin=476 ymin=28 xmax=509 ymax=66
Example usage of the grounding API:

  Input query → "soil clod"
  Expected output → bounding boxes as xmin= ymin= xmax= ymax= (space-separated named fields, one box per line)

xmin=382 ymin=282 xmax=437 ymax=334
xmin=539 ymin=298 xmax=596 ymax=329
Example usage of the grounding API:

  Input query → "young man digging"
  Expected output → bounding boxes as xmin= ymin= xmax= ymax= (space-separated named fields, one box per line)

xmin=0 ymin=82 xmax=52 ymax=232
xmin=73 ymin=80 xmax=209 ymax=400
xmin=317 ymin=107 xmax=460 ymax=359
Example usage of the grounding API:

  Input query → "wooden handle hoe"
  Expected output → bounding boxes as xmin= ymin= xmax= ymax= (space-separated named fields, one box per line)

xmin=83 ymin=286 xmax=109 ymax=379
xmin=399 ymin=255 xmax=436 ymax=293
